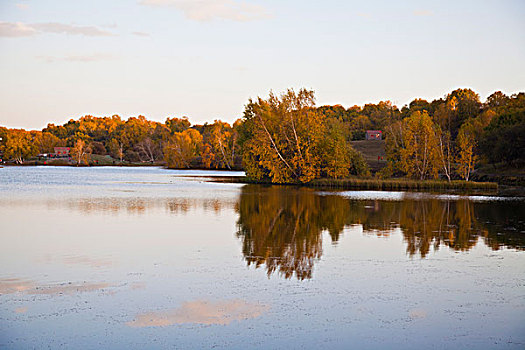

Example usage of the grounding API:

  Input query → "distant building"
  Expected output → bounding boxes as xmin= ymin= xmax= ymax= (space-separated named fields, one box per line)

xmin=53 ymin=147 xmax=70 ymax=157
xmin=365 ymin=130 xmax=382 ymax=140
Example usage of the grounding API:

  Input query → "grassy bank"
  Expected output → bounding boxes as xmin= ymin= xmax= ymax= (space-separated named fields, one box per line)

xmin=308 ymin=178 xmax=497 ymax=191
xmin=5 ymin=154 xmax=165 ymax=167
xmin=225 ymin=176 xmax=498 ymax=191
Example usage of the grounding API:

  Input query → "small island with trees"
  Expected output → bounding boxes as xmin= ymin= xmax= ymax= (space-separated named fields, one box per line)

xmin=1 ymin=88 xmax=523 ymax=190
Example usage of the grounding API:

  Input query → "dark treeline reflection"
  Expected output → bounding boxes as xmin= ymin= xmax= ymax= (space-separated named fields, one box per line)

xmin=236 ymin=185 xmax=525 ymax=280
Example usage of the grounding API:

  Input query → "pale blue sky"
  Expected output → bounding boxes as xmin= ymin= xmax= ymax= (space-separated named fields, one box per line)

xmin=1 ymin=0 xmax=524 ymax=129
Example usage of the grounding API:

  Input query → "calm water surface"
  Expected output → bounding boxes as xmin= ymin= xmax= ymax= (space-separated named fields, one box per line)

xmin=0 ymin=166 xmax=524 ymax=349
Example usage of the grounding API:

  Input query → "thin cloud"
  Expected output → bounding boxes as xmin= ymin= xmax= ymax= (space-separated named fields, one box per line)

xmin=32 ymin=23 xmax=114 ymax=36
xmin=132 ymin=31 xmax=151 ymax=37
xmin=0 ymin=21 xmax=115 ymax=38
xmin=15 ymin=3 xmax=30 ymax=10
xmin=0 ymin=22 xmax=38 ymax=37
xmin=37 ymin=53 xmax=116 ymax=63
xmin=140 ymin=0 xmax=271 ymax=22
xmin=413 ymin=10 xmax=433 ymax=17
xmin=102 ymin=22 xmax=118 ymax=28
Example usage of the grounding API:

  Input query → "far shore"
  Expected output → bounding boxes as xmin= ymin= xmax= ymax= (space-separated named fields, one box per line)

xmin=6 ymin=162 xmax=525 ymax=196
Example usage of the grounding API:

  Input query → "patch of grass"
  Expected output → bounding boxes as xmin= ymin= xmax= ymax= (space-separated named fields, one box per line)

xmin=230 ymin=177 xmax=498 ymax=191
xmin=308 ymin=178 xmax=497 ymax=190
xmin=350 ymin=140 xmax=386 ymax=173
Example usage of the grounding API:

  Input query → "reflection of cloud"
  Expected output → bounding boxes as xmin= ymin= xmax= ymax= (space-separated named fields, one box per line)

xmin=0 ymin=278 xmax=112 ymax=295
xmin=140 ymin=0 xmax=271 ymax=22
xmin=15 ymin=307 xmax=28 ymax=314
xmin=413 ymin=10 xmax=433 ymax=17
xmin=62 ymin=255 xmax=114 ymax=268
xmin=36 ymin=53 xmax=115 ymax=63
xmin=409 ymin=308 xmax=427 ymax=319
xmin=0 ymin=278 xmax=35 ymax=294
xmin=30 ymin=282 xmax=112 ymax=295
xmin=127 ymin=300 xmax=269 ymax=327
xmin=130 ymin=282 xmax=147 ymax=290
xmin=0 ymin=21 xmax=114 ymax=38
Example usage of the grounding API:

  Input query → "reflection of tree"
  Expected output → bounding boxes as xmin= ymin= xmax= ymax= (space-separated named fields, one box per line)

xmin=34 ymin=197 xmax=237 ymax=215
xmin=236 ymin=186 xmax=358 ymax=280
xmin=400 ymin=199 xmax=480 ymax=257
xmin=235 ymin=186 xmax=402 ymax=279
xmin=398 ymin=199 xmax=525 ymax=257
xmin=475 ymin=202 xmax=525 ymax=250
xmin=236 ymin=186 xmax=525 ymax=278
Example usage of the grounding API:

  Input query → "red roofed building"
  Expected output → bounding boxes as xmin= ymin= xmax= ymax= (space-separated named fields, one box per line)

xmin=365 ymin=130 xmax=382 ymax=140
xmin=53 ymin=147 xmax=70 ymax=157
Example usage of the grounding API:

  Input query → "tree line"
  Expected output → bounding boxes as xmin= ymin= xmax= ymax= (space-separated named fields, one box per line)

xmin=381 ymin=89 xmax=525 ymax=181
xmin=0 ymin=88 xmax=523 ymax=182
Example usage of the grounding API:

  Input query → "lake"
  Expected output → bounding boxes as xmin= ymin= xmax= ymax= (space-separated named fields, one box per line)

xmin=0 ymin=166 xmax=524 ymax=349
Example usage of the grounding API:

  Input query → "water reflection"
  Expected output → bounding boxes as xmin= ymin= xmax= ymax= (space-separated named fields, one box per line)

xmin=0 ymin=278 xmax=35 ymax=294
xmin=127 ymin=300 xmax=269 ymax=327
xmin=236 ymin=185 xmax=525 ymax=280
xmin=0 ymin=278 xmax=114 ymax=295
xmin=0 ymin=197 xmax=236 ymax=215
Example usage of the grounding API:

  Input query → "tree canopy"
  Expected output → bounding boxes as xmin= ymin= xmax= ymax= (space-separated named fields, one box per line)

xmin=1 ymin=88 xmax=523 ymax=181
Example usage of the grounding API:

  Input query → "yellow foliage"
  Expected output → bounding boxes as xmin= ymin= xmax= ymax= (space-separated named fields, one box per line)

xmin=399 ymin=111 xmax=440 ymax=180
xmin=164 ymin=129 xmax=203 ymax=168
xmin=456 ymin=120 xmax=477 ymax=181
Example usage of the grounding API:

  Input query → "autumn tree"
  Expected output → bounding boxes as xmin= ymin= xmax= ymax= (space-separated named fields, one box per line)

xmin=455 ymin=120 xmax=477 ymax=181
xmin=485 ymin=91 xmax=509 ymax=109
xmin=164 ymin=129 xmax=203 ymax=168
xmin=240 ymin=89 xmax=320 ymax=182
xmin=136 ymin=137 xmax=160 ymax=163
xmin=435 ymin=126 xmax=453 ymax=182
xmin=202 ymin=120 xmax=237 ymax=169
xmin=108 ymin=138 xmax=125 ymax=163
xmin=166 ymin=117 xmax=191 ymax=134
xmin=37 ymin=132 xmax=64 ymax=153
xmin=71 ymin=139 xmax=92 ymax=166
xmin=445 ymin=89 xmax=481 ymax=135
xmin=2 ymin=129 xmax=38 ymax=163
xmin=320 ymin=118 xmax=370 ymax=178
xmin=240 ymin=89 xmax=369 ymax=183
xmin=398 ymin=111 xmax=440 ymax=180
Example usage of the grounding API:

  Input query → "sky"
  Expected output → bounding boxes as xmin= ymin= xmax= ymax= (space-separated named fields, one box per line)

xmin=0 ymin=0 xmax=524 ymax=130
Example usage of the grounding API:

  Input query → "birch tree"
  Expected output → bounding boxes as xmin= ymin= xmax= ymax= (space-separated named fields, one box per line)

xmin=71 ymin=139 xmax=92 ymax=166
xmin=455 ymin=120 xmax=477 ymax=181
xmin=400 ymin=112 xmax=440 ymax=180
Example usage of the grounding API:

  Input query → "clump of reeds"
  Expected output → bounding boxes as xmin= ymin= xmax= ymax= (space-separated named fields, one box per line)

xmin=308 ymin=178 xmax=497 ymax=190
xmin=235 ymin=176 xmax=497 ymax=191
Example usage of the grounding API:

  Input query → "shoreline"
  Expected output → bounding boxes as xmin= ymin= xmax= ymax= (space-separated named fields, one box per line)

xmin=7 ymin=164 xmax=523 ymax=195
xmin=216 ymin=176 xmax=497 ymax=190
